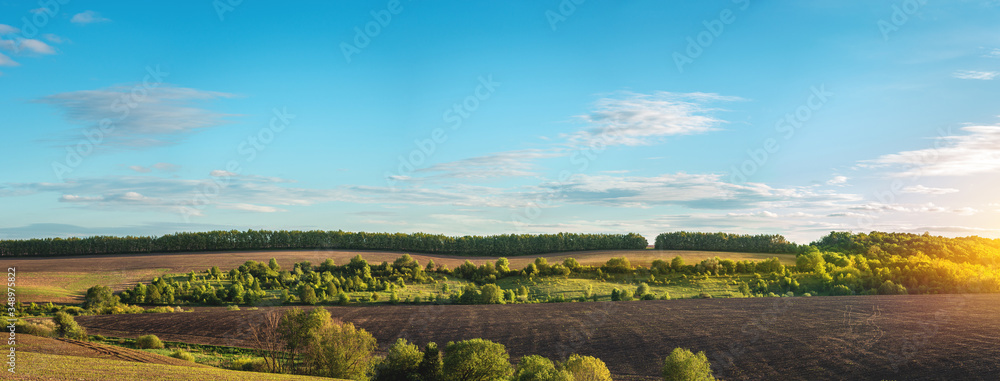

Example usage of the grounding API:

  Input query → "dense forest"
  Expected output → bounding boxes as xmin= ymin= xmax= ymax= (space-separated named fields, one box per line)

xmin=0 ymin=230 xmax=648 ymax=257
xmin=654 ymin=232 xmax=803 ymax=254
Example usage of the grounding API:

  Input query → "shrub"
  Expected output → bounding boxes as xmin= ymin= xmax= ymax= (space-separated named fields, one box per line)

xmin=443 ymin=339 xmax=512 ymax=381
xmin=227 ymin=305 xmax=241 ymax=311
xmin=564 ymin=354 xmax=612 ymax=381
xmin=53 ymin=312 xmax=87 ymax=340
xmin=662 ymin=347 xmax=715 ymax=381
xmin=230 ymin=357 xmax=268 ymax=372
xmin=170 ymin=350 xmax=196 ymax=362
xmin=14 ymin=319 xmax=55 ymax=337
xmin=375 ymin=338 xmax=423 ymax=381
xmin=137 ymin=334 xmax=165 ymax=349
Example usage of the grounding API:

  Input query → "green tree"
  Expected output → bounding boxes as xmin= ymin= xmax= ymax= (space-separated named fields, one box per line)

xmin=662 ymin=348 xmax=715 ymax=381
xmin=418 ymin=342 xmax=443 ymax=381
xmin=442 ymin=339 xmax=512 ymax=381
xmin=307 ymin=321 xmax=378 ymax=380
xmin=563 ymin=354 xmax=612 ymax=381
xmin=268 ymin=258 xmax=281 ymax=271
xmin=602 ymin=257 xmax=632 ymax=273
xmin=670 ymin=256 xmax=685 ymax=272
xmin=513 ymin=355 xmax=572 ymax=381
xmin=53 ymin=312 xmax=87 ymax=339
xmin=374 ymin=338 xmax=423 ymax=381
xmin=480 ymin=284 xmax=504 ymax=305
xmin=300 ymin=285 xmax=319 ymax=305
xmin=83 ymin=285 xmax=117 ymax=311
xmin=495 ymin=258 xmax=511 ymax=274
xmin=636 ymin=282 xmax=651 ymax=299
xmin=137 ymin=334 xmax=164 ymax=349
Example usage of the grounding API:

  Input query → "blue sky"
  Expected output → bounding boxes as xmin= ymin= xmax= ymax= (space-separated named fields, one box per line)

xmin=1 ymin=0 xmax=999 ymax=244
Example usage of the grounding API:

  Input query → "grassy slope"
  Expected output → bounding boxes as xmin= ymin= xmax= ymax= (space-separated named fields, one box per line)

xmin=10 ymin=352 xmax=340 ymax=381
xmin=8 ymin=249 xmax=794 ymax=303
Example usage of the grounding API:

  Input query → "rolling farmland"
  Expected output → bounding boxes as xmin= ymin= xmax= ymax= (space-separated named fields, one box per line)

xmin=73 ymin=294 xmax=1000 ymax=380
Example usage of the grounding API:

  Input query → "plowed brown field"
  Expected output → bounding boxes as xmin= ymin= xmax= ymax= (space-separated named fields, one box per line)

xmin=74 ymin=294 xmax=1000 ymax=380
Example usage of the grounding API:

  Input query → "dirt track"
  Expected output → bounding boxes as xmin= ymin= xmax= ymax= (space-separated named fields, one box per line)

xmin=75 ymin=294 xmax=1000 ymax=380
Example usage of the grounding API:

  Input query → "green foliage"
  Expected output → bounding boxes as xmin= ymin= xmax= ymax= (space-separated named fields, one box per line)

xmin=877 ymin=280 xmax=908 ymax=295
xmin=563 ymin=354 xmax=613 ymax=381
xmin=442 ymin=339 xmax=512 ymax=381
xmin=513 ymin=355 xmax=572 ymax=381
xmin=830 ymin=284 xmax=854 ymax=296
xmin=418 ymin=342 xmax=444 ymax=381
xmin=0 ymin=230 xmax=647 ymax=257
xmin=655 ymin=232 xmax=801 ymax=254
xmin=170 ymin=350 xmax=196 ymax=362
xmin=137 ymin=334 xmax=164 ymax=349
xmin=602 ymin=257 xmax=632 ymax=273
xmin=84 ymin=285 xmax=118 ymax=311
xmin=52 ymin=312 xmax=87 ymax=340
xmin=300 ymin=285 xmax=319 ymax=305
xmin=670 ymin=256 xmax=685 ymax=272
xmin=662 ymin=347 xmax=715 ymax=381
xmin=374 ymin=338 xmax=423 ymax=381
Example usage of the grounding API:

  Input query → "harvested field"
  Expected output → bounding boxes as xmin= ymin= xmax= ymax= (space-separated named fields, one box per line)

xmin=3 ymin=249 xmax=793 ymax=303
xmin=14 ymin=334 xmax=205 ymax=367
xmin=75 ymin=294 xmax=1000 ymax=380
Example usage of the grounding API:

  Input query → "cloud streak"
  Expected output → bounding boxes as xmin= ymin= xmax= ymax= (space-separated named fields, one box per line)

xmin=37 ymin=85 xmax=237 ymax=148
xmin=861 ymin=126 xmax=1000 ymax=177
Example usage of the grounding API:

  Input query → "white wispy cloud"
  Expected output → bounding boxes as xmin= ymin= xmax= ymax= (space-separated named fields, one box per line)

xmin=953 ymin=70 xmax=999 ymax=80
xmin=217 ymin=203 xmax=287 ymax=213
xmin=901 ymin=185 xmax=959 ymax=195
xmin=0 ymin=52 xmax=17 ymax=67
xmin=566 ymin=91 xmax=741 ymax=147
xmin=860 ymin=125 xmax=1000 ymax=177
xmin=0 ymin=38 xmax=56 ymax=55
xmin=71 ymin=11 xmax=111 ymax=24
xmin=37 ymin=85 xmax=236 ymax=148
xmin=541 ymin=173 xmax=860 ymax=210
xmin=404 ymin=149 xmax=564 ymax=182
xmin=0 ymin=24 xmax=18 ymax=35
xmin=827 ymin=176 xmax=848 ymax=185
xmin=846 ymin=202 xmax=978 ymax=215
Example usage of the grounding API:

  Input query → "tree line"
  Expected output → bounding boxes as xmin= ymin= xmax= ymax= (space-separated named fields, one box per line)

xmin=0 ymin=230 xmax=648 ymax=257
xmin=654 ymin=232 xmax=802 ymax=254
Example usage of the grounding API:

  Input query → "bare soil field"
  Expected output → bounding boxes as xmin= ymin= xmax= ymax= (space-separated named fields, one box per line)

xmin=14 ymin=334 xmax=205 ymax=367
xmin=4 ymin=249 xmax=793 ymax=303
xmin=74 ymin=294 xmax=1000 ymax=380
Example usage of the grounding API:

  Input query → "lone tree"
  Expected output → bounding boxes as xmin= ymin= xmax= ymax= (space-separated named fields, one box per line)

xmin=247 ymin=310 xmax=287 ymax=373
xmin=442 ymin=338 xmax=512 ymax=381
xmin=83 ymin=285 xmax=118 ymax=311
xmin=662 ymin=347 xmax=715 ymax=381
